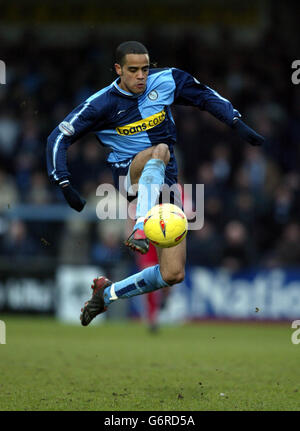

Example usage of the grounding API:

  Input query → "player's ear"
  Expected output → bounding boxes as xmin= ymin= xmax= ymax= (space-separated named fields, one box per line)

xmin=115 ymin=63 xmax=122 ymax=77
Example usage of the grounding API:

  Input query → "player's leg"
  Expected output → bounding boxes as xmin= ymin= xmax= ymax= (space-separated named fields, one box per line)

xmin=80 ymin=239 xmax=186 ymax=326
xmin=147 ymin=291 xmax=159 ymax=332
xmin=156 ymin=237 xmax=186 ymax=286
xmin=128 ymin=143 xmax=170 ymax=187
xmin=125 ymin=144 xmax=170 ymax=254
xmin=80 ymin=262 xmax=169 ymax=326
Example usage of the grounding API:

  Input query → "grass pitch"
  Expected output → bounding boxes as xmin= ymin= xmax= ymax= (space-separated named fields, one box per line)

xmin=0 ymin=315 xmax=300 ymax=411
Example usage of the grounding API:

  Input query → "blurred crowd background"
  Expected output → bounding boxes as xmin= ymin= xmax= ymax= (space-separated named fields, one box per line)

xmin=0 ymin=0 xmax=300 ymax=278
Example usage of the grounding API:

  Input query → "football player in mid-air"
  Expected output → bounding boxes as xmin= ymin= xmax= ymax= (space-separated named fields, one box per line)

xmin=46 ymin=41 xmax=264 ymax=325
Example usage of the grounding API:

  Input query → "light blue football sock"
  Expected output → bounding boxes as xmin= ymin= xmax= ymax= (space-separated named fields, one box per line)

xmin=133 ymin=158 xmax=166 ymax=231
xmin=103 ymin=264 xmax=169 ymax=306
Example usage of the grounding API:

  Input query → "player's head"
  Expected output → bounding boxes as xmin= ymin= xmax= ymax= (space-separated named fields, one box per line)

xmin=115 ymin=41 xmax=150 ymax=95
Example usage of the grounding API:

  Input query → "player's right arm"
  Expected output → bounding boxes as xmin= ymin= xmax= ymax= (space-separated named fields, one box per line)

xmin=46 ymin=99 xmax=103 ymax=211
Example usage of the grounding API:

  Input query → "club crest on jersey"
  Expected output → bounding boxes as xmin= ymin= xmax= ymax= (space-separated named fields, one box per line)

xmin=59 ymin=121 xmax=75 ymax=136
xmin=148 ymin=90 xmax=158 ymax=101
xmin=116 ymin=109 xmax=166 ymax=136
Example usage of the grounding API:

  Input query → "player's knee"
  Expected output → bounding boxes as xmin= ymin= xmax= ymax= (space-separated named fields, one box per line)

xmin=152 ymin=143 xmax=170 ymax=165
xmin=161 ymin=268 xmax=185 ymax=286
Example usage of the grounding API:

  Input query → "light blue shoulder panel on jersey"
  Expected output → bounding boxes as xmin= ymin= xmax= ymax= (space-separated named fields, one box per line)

xmin=137 ymin=68 xmax=176 ymax=118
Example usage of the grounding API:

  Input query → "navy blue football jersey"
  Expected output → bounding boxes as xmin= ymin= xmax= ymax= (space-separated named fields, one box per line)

xmin=46 ymin=68 xmax=240 ymax=182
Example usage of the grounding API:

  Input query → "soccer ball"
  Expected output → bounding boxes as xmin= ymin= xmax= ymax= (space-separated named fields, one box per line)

xmin=143 ymin=203 xmax=188 ymax=248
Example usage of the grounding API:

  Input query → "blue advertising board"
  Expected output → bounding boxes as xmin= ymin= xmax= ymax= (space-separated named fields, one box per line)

xmin=130 ymin=267 xmax=300 ymax=321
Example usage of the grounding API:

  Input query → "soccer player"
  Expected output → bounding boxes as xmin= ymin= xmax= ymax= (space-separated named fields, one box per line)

xmin=46 ymin=41 xmax=264 ymax=326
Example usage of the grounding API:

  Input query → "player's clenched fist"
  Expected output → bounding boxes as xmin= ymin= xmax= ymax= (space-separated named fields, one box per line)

xmin=232 ymin=117 xmax=265 ymax=146
xmin=58 ymin=178 xmax=86 ymax=212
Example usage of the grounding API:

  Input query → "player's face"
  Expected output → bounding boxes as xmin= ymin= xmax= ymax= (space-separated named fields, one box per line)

xmin=115 ymin=54 xmax=150 ymax=95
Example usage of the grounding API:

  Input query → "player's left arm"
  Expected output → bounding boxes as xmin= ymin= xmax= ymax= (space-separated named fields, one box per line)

xmin=46 ymin=98 xmax=107 ymax=212
xmin=171 ymin=68 xmax=265 ymax=146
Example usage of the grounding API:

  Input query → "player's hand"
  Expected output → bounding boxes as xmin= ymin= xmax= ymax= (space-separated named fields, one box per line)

xmin=58 ymin=179 xmax=86 ymax=212
xmin=232 ymin=118 xmax=265 ymax=146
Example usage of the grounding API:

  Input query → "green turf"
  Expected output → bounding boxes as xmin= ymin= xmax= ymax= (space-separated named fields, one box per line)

xmin=0 ymin=315 xmax=300 ymax=411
